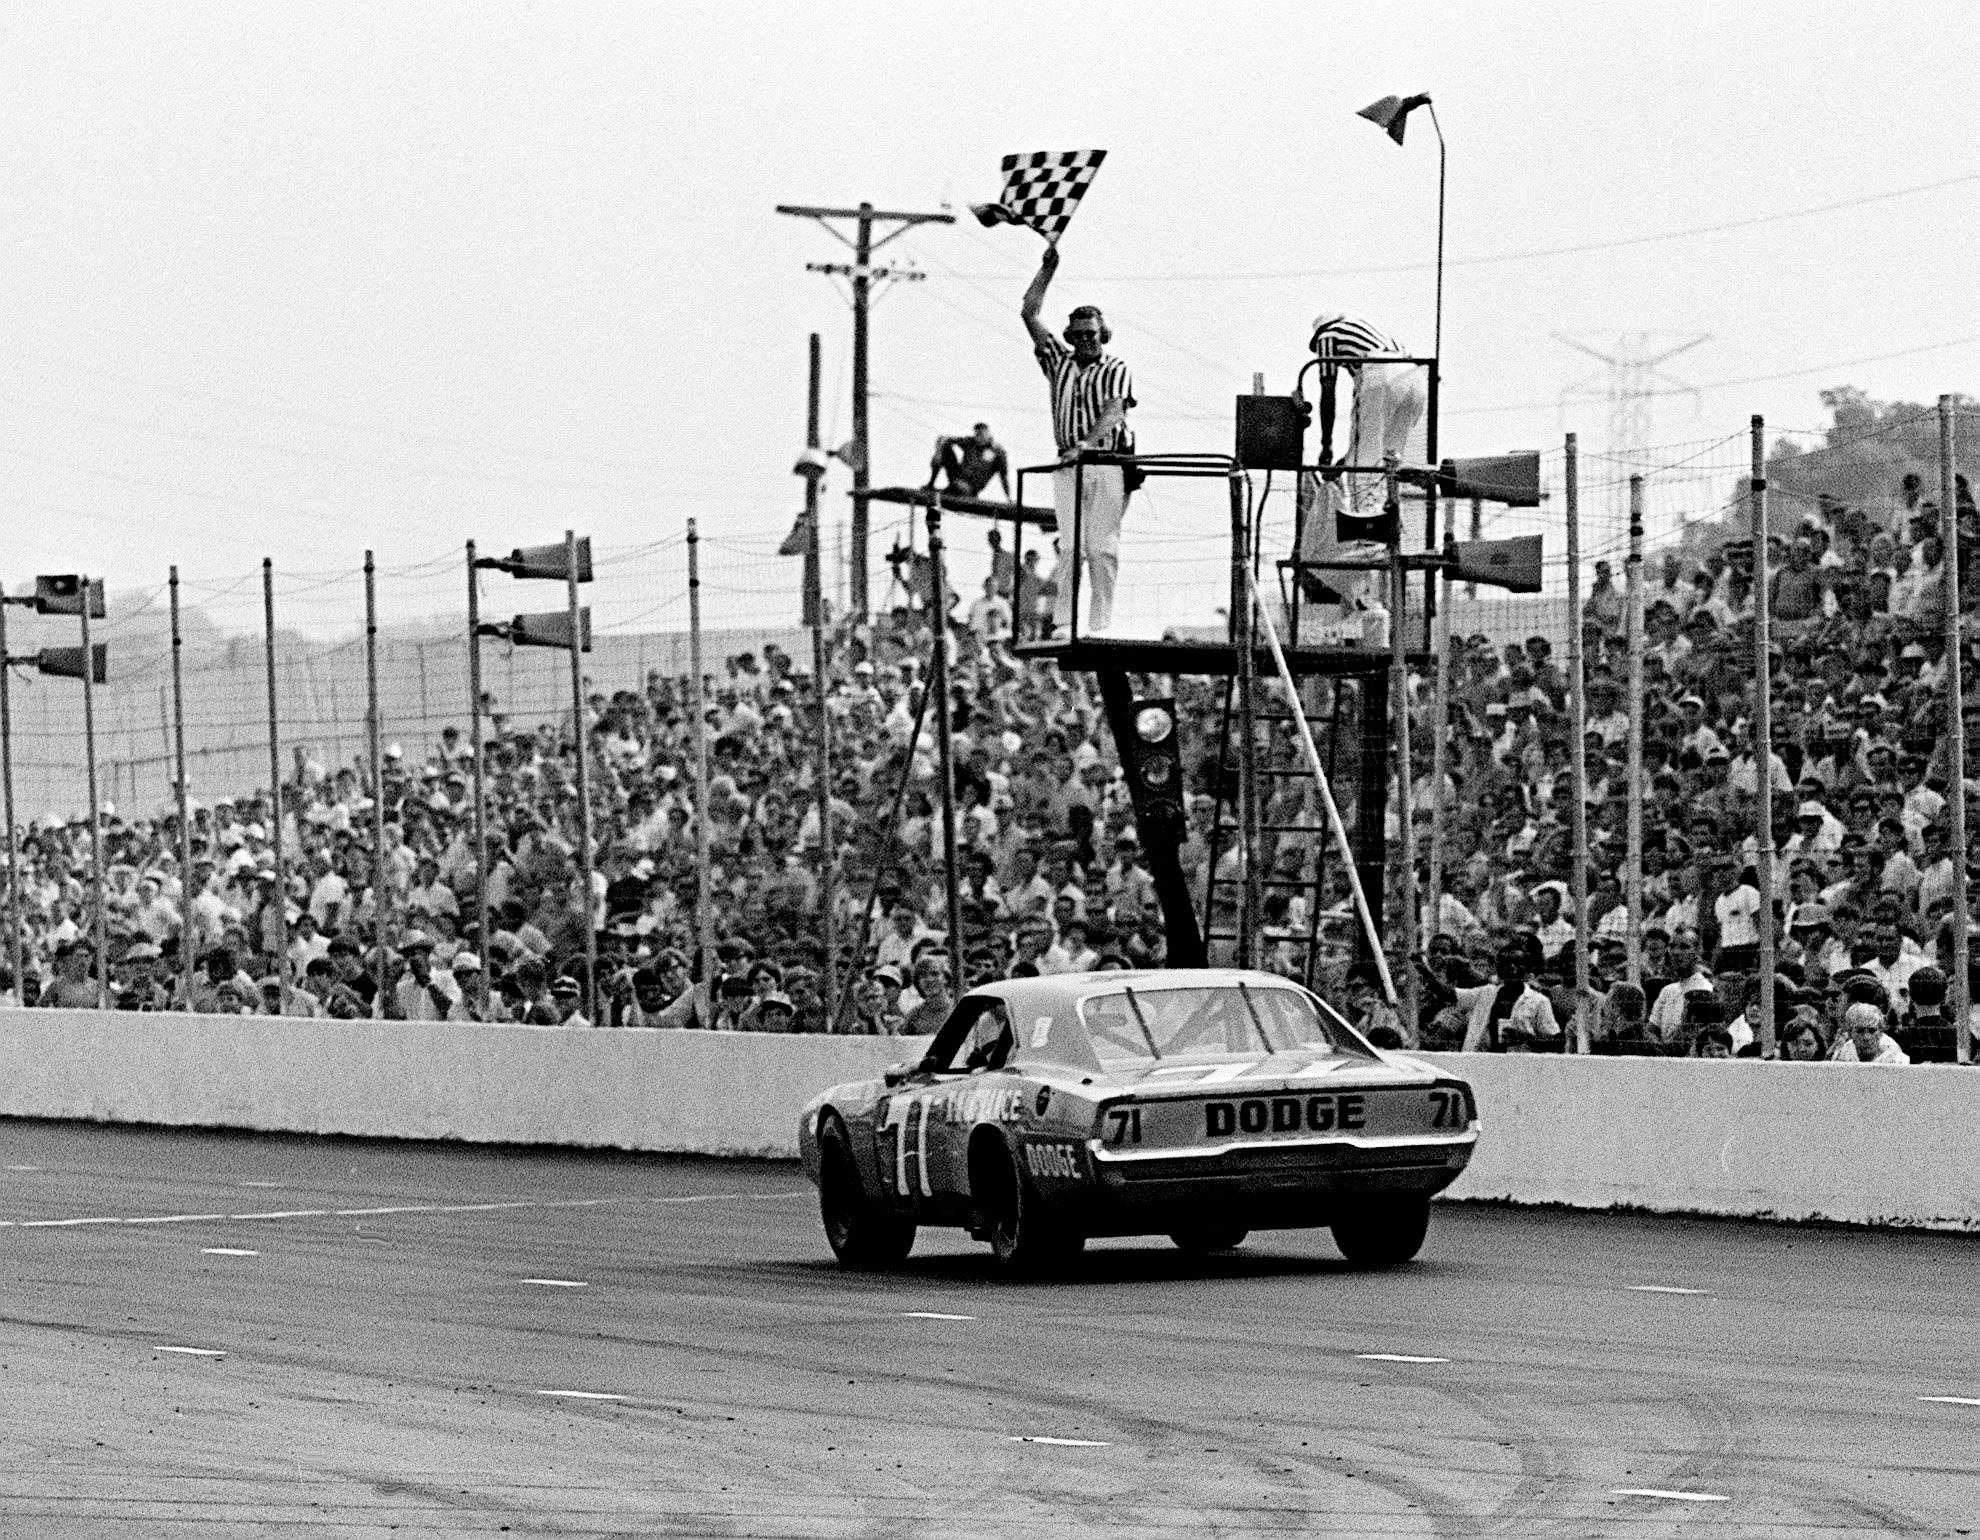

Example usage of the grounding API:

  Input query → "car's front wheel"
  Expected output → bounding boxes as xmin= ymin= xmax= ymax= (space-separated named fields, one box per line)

xmin=1170 ymin=1224 xmax=1249 ymax=1255
xmin=1330 ymin=1198 xmax=1431 ymax=1267
xmin=818 ymin=1117 xmax=915 ymax=1269
xmin=974 ymin=1139 xmax=1083 ymax=1276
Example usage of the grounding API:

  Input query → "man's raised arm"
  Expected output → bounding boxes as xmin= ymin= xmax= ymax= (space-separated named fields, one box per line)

xmin=1020 ymin=242 xmax=1059 ymax=351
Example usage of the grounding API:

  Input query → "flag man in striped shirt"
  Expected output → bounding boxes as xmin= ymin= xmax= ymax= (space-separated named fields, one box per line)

xmin=1020 ymin=242 xmax=1135 ymax=637
xmin=1296 ymin=313 xmax=1429 ymax=606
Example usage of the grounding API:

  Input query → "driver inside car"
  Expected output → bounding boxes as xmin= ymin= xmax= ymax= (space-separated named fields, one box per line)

xmin=961 ymin=1005 xmax=1016 ymax=1072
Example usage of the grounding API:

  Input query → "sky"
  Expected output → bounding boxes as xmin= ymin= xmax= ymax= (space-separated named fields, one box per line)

xmin=3 ymin=1 xmax=1978 ymax=639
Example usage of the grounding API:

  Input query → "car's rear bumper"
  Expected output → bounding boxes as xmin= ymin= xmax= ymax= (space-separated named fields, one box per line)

xmin=1064 ymin=1137 xmax=1473 ymax=1236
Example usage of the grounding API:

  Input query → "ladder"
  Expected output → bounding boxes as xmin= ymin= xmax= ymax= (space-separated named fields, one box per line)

xmin=1198 ymin=673 xmax=1361 ymax=987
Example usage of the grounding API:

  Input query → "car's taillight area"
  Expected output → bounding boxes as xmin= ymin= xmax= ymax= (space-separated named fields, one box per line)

xmin=1426 ymin=1080 xmax=1476 ymax=1133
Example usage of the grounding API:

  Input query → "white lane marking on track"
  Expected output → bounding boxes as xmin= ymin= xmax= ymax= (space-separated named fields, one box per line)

xmin=126 ymin=1214 xmax=233 ymax=1225
xmin=238 ymin=1181 xmax=283 ymax=1188
xmin=1919 ymin=1395 xmax=1980 ymax=1406
xmin=228 ymin=1209 xmax=331 ymax=1220
xmin=3 ymin=1190 xmax=806 ymax=1232
xmin=6 ymin=1164 xmax=41 ymax=1172
xmin=201 ymin=1248 xmax=260 ymax=1257
xmin=521 ymin=1278 xmax=589 ymax=1288
xmin=19 ymin=1217 xmax=122 ymax=1228
xmin=1628 ymin=1284 xmax=1711 ymax=1295
xmin=1010 ymin=1436 xmax=1111 ymax=1447
xmin=155 ymin=1345 xmax=227 ymax=1358
xmin=1612 ymin=1488 xmax=1729 ymax=1502
xmin=538 ymin=1390 xmax=626 ymax=1401
xmin=1357 ymin=1353 xmax=1449 ymax=1364
xmin=902 ymin=1311 xmax=976 ymax=1321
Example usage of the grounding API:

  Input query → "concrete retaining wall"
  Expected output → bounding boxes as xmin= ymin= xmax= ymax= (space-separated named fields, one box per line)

xmin=0 ymin=1009 xmax=909 ymax=1159
xmin=2 ymin=1011 xmax=1972 ymax=1230
xmin=1422 ymin=1052 xmax=1977 ymax=1232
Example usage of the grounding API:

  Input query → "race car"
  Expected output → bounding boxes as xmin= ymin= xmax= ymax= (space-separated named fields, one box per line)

xmin=797 ymin=969 xmax=1478 ymax=1273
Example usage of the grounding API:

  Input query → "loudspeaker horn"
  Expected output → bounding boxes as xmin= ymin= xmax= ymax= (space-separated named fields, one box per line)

xmin=1451 ymin=536 xmax=1543 ymax=593
xmin=1438 ymin=452 xmax=1542 ymax=508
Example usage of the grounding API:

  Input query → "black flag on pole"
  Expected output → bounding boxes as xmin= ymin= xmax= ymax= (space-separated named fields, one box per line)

xmin=970 ymin=150 xmax=1107 ymax=242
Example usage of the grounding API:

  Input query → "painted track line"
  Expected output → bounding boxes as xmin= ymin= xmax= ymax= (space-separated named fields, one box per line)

xmin=1357 ymin=1353 xmax=1449 ymax=1364
xmin=1919 ymin=1395 xmax=1980 ymax=1407
xmin=903 ymin=1311 xmax=976 ymax=1321
xmin=1 ymin=1189 xmax=809 ymax=1233
xmin=1613 ymin=1488 xmax=1729 ymax=1502
xmin=201 ymin=1248 xmax=260 ymax=1257
xmin=229 ymin=1209 xmax=332 ymax=1220
xmin=1011 ymin=1436 xmax=1111 ymax=1447
xmin=537 ymin=1390 xmax=626 ymax=1402
xmin=521 ymin=1278 xmax=589 ymax=1288
xmin=155 ymin=1345 xmax=227 ymax=1358
xmin=1627 ymin=1284 xmax=1711 ymax=1296
xmin=125 ymin=1213 xmax=233 ymax=1226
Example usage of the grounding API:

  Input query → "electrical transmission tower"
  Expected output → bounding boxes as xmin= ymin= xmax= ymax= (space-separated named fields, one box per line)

xmin=1556 ymin=332 xmax=1709 ymax=524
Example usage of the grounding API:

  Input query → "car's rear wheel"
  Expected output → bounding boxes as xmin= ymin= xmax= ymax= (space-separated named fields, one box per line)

xmin=1330 ymin=1198 xmax=1431 ymax=1267
xmin=1169 ymin=1224 xmax=1249 ymax=1255
xmin=818 ymin=1118 xmax=915 ymax=1269
xmin=975 ymin=1139 xmax=1083 ymax=1276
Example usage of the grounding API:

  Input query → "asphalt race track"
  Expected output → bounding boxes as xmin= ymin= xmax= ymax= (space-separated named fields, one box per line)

xmin=0 ymin=1120 xmax=1973 ymax=1538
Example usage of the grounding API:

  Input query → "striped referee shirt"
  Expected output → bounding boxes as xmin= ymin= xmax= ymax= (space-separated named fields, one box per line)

xmin=1035 ymin=337 xmax=1136 ymax=457
xmin=1310 ymin=317 xmax=1406 ymax=369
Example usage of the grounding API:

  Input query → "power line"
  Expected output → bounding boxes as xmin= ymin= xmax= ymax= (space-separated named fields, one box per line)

xmin=0 ymin=344 xmax=653 ymax=475
xmin=1450 ymin=333 xmax=1980 ymax=419
xmin=930 ymin=169 xmax=1980 ymax=283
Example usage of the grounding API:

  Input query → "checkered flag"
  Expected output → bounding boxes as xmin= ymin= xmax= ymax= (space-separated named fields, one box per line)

xmin=970 ymin=150 xmax=1107 ymax=243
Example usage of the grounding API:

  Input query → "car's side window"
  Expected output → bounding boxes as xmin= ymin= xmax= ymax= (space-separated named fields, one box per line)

xmin=925 ymin=998 xmax=1013 ymax=1074
xmin=960 ymin=1004 xmax=1015 ymax=1073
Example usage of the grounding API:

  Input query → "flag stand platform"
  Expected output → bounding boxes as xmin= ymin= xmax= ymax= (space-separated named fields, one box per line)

xmin=977 ymin=447 xmax=1432 ymax=986
xmin=864 ymin=484 xmax=1056 ymax=530
xmin=899 ymin=374 xmax=1537 ymax=1004
xmin=1006 ymin=632 xmax=1399 ymax=677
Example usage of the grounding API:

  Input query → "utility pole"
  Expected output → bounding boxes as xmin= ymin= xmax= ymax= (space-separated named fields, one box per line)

xmin=803 ymin=332 xmax=837 ymax=1026
xmin=777 ymin=200 xmax=954 ymax=619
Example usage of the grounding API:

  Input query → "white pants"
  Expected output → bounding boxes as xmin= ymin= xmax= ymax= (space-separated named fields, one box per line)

xmin=1345 ymin=360 xmax=1428 ymax=514
xmin=1052 ymin=464 xmax=1125 ymax=636
xmin=1294 ymin=360 xmax=1426 ymax=618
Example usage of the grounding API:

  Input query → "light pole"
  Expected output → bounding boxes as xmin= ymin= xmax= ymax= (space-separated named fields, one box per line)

xmin=0 ymin=586 xmax=21 ymax=999
xmin=1356 ymin=93 xmax=1446 ymax=362
xmin=2 ymin=614 xmax=108 ymax=1004
xmin=472 ymin=539 xmax=595 ymax=1021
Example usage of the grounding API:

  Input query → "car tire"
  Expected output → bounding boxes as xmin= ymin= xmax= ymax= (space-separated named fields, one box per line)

xmin=977 ymin=1140 xmax=1083 ymax=1276
xmin=1169 ymin=1225 xmax=1249 ymax=1255
xmin=818 ymin=1117 xmax=915 ymax=1270
xmin=1330 ymin=1198 xmax=1431 ymax=1267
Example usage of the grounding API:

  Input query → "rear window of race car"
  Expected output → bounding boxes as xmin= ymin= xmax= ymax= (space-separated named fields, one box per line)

xmin=1076 ymin=981 xmax=1376 ymax=1068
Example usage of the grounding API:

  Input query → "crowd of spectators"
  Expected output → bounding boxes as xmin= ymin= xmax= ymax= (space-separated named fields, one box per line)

xmin=1 ymin=471 xmax=1971 ymax=1064
xmin=0 ymin=598 xmax=1183 ymax=1032
xmin=1410 ymin=472 xmax=1980 ymax=1063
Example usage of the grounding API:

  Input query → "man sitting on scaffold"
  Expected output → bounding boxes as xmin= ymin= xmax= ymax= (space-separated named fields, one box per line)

xmin=1295 ymin=312 xmax=1428 ymax=634
xmin=927 ymin=422 xmax=1013 ymax=503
